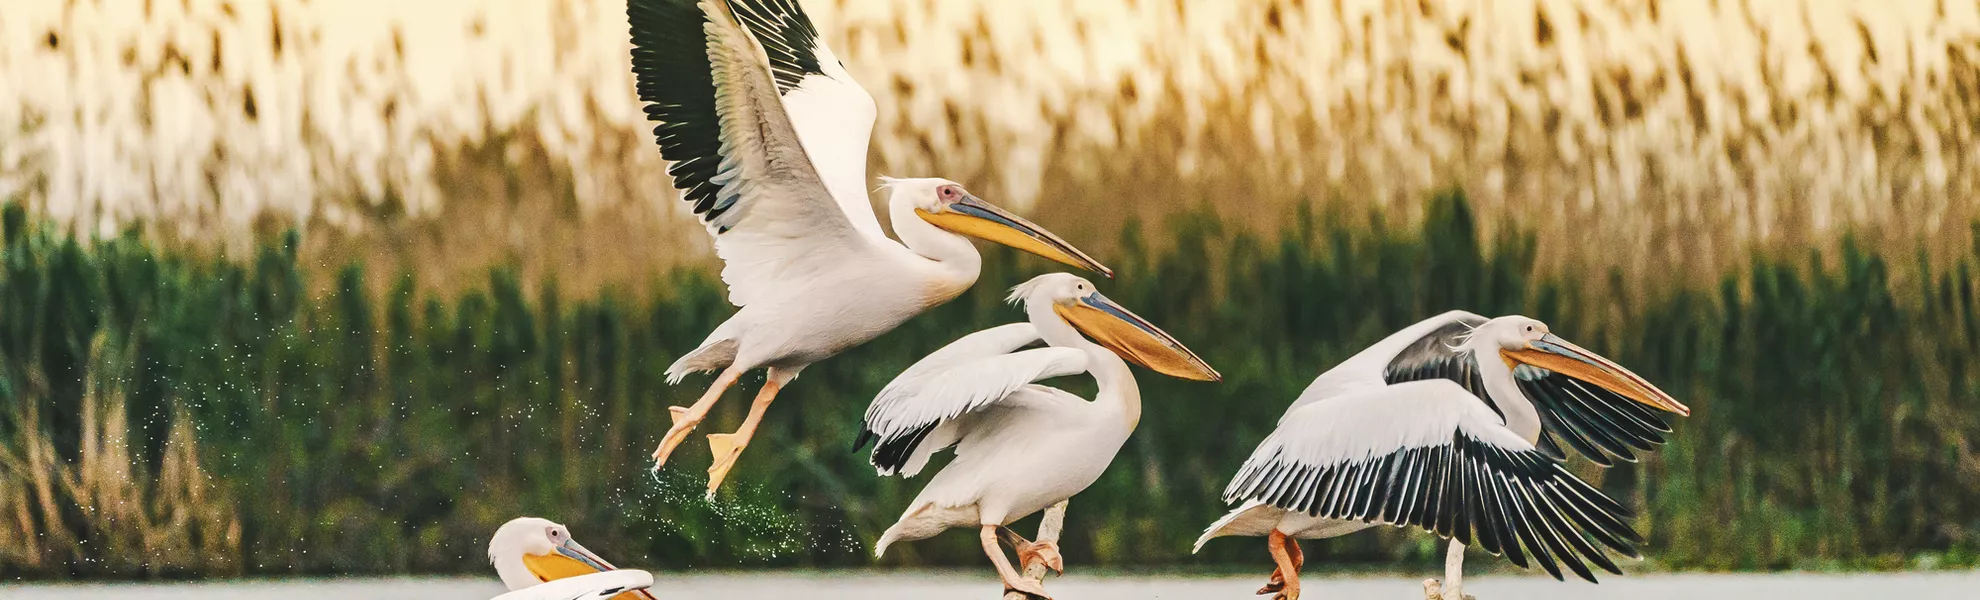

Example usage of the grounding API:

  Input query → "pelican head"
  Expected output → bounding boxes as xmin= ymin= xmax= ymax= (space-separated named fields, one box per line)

xmin=1469 ymin=316 xmax=1690 ymax=416
xmin=887 ymin=177 xmax=1112 ymax=276
xmin=1011 ymin=273 xmax=1220 ymax=381
xmin=488 ymin=517 xmax=656 ymax=599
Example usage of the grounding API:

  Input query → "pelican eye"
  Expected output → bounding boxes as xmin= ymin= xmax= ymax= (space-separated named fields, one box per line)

xmin=937 ymin=185 xmax=963 ymax=202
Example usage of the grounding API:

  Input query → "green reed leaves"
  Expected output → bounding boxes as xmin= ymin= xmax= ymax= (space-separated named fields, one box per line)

xmin=1 ymin=194 xmax=1977 ymax=578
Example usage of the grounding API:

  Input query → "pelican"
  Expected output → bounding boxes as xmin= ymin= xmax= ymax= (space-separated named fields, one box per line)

xmin=626 ymin=0 xmax=1111 ymax=496
xmin=489 ymin=572 xmax=655 ymax=600
xmin=488 ymin=517 xmax=657 ymax=600
xmin=1194 ymin=311 xmax=1691 ymax=600
xmin=860 ymin=273 xmax=1220 ymax=599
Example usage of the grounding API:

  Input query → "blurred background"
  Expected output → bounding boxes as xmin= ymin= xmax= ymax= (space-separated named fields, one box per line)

xmin=2 ymin=0 xmax=1979 ymax=587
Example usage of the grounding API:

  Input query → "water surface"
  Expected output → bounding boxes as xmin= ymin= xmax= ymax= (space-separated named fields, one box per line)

xmin=7 ymin=571 xmax=1977 ymax=600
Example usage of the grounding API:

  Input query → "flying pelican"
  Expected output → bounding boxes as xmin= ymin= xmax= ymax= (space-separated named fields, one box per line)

xmin=488 ymin=517 xmax=658 ymax=600
xmin=1194 ymin=311 xmax=1691 ymax=600
xmin=626 ymin=0 xmax=1111 ymax=496
xmin=860 ymin=273 xmax=1220 ymax=599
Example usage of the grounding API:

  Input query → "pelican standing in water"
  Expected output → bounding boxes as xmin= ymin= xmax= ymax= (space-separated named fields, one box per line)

xmin=488 ymin=517 xmax=657 ymax=600
xmin=860 ymin=273 xmax=1220 ymax=599
xmin=1195 ymin=312 xmax=1691 ymax=600
xmin=627 ymin=0 xmax=1110 ymax=495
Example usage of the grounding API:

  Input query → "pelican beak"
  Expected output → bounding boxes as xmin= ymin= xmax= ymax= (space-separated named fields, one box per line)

xmin=1502 ymin=334 xmax=1690 ymax=416
xmin=523 ymin=539 xmax=658 ymax=600
xmin=555 ymin=539 xmax=616 ymax=571
xmin=1054 ymin=291 xmax=1220 ymax=381
xmin=916 ymin=195 xmax=1112 ymax=277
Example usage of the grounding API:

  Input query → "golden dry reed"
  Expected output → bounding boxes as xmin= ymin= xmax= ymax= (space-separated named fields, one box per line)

xmin=0 ymin=1 xmax=1975 ymax=296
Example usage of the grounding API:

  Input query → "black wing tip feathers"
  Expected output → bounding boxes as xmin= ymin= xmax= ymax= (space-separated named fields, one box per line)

xmin=626 ymin=0 xmax=731 ymax=225
xmin=1225 ymin=431 xmax=1644 ymax=584
xmin=866 ymin=423 xmax=936 ymax=473
xmin=1521 ymin=375 xmax=1673 ymax=466
xmin=725 ymin=0 xmax=826 ymax=94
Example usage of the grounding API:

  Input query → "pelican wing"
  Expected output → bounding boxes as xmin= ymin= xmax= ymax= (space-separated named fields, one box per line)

xmin=724 ymin=0 xmax=884 ymax=239
xmin=888 ymin=323 xmax=1042 ymax=382
xmin=489 ymin=571 xmax=654 ymax=600
xmin=1290 ymin=310 xmax=1487 ymax=414
xmin=855 ymin=324 xmax=1087 ymax=476
xmin=1513 ymin=365 xmax=1672 ymax=466
xmin=628 ymin=0 xmax=870 ymax=307
xmin=1379 ymin=311 xmax=1667 ymax=466
xmin=1221 ymin=380 xmax=1643 ymax=584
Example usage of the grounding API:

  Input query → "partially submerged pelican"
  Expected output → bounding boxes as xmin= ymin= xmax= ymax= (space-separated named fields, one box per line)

xmin=861 ymin=273 xmax=1220 ymax=599
xmin=627 ymin=0 xmax=1110 ymax=497
xmin=1196 ymin=311 xmax=1691 ymax=600
xmin=488 ymin=517 xmax=657 ymax=600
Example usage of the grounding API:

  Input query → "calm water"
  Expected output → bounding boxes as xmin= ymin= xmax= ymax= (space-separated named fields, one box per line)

xmin=5 ymin=571 xmax=1977 ymax=600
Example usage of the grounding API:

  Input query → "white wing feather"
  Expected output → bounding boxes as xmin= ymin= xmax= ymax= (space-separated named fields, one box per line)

xmin=700 ymin=1 xmax=872 ymax=307
xmin=861 ymin=323 xmax=1087 ymax=477
xmin=1220 ymin=380 xmax=1645 ymax=580
xmin=1193 ymin=499 xmax=1279 ymax=553
xmin=1287 ymin=310 xmax=1490 ymax=413
xmin=890 ymin=323 xmax=1040 ymax=381
xmin=864 ymin=347 xmax=1088 ymax=444
xmin=724 ymin=0 xmax=884 ymax=239
xmin=1258 ymin=380 xmax=1529 ymax=471
xmin=488 ymin=570 xmax=653 ymax=600
xmin=779 ymin=49 xmax=881 ymax=239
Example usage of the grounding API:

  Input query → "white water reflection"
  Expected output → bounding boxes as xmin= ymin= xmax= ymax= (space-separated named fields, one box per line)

xmin=6 ymin=571 xmax=1979 ymax=600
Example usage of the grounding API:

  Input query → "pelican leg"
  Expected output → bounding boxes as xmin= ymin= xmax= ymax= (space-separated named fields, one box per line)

xmin=702 ymin=369 xmax=788 ymax=497
xmin=1261 ymin=530 xmax=1301 ymax=600
xmin=1425 ymin=541 xmax=1471 ymax=600
xmin=983 ymin=525 xmax=1051 ymax=599
xmin=997 ymin=526 xmax=1065 ymax=574
xmin=1258 ymin=532 xmax=1305 ymax=594
xmin=652 ymin=366 xmax=742 ymax=468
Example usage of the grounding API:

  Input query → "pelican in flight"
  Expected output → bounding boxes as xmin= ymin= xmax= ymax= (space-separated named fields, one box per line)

xmin=488 ymin=517 xmax=657 ymax=600
xmin=860 ymin=273 xmax=1220 ymax=599
xmin=626 ymin=0 xmax=1110 ymax=495
xmin=1195 ymin=311 xmax=1691 ymax=600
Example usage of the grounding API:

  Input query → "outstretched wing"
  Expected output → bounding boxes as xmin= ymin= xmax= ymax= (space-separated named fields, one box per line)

xmin=627 ymin=0 xmax=870 ymax=307
xmin=1513 ymin=364 xmax=1672 ymax=466
xmin=1380 ymin=311 xmax=1495 ymax=412
xmin=855 ymin=324 xmax=1086 ymax=476
xmin=1222 ymin=380 xmax=1643 ymax=584
xmin=724 ymin=0 xmax=884 ymax=239
xmin=1377 ymin=310 xmax=1669 ymax=465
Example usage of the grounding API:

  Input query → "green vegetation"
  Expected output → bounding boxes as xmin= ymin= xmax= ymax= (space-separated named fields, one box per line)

xmin=2 ymin=193 xmax=1977 ymax=579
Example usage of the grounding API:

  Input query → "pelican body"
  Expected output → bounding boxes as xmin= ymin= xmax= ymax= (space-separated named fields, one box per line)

xmin=627 ymin=0 xmax=1110 ymax=496
xmin=861 ymin=273 xmax=1220 ymax=599
xmin=488 ymin=517 xmax=657 ymax=600
xmin=489 ymin=572 xmax=654 ymax=600
xmin=1196 ymin=311 xmax=1691 ymax=600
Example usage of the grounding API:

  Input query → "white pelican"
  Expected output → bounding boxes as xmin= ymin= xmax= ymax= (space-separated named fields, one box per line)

xmin=861 ymin=273 xmax=1221 ymax=599
xmin=626 ymin=0 xmax=1111 ymax=496
xmin=489 ymin=572 xmax=655 ymax=600
xmin=488 ymin=517 xmax=657 ymax=600
xmin=1194 ymin=311 xmax=1691 ymax=600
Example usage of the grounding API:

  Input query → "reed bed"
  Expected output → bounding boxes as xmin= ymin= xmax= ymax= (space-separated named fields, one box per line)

xmin=4 ymin=0 xmax=1978 ymax=296
xmin=2 ymin=192 xmax=1976 ymax=578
